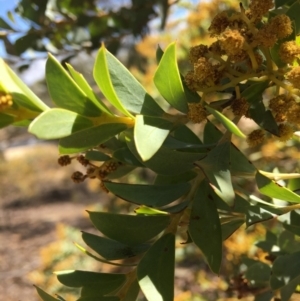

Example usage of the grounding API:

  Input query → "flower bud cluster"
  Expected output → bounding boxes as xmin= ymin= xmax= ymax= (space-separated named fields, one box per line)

xmin=0 ymin=92 xmax=13 ymax=111
xmin=58 ymin=153 xmax=122 ymax=192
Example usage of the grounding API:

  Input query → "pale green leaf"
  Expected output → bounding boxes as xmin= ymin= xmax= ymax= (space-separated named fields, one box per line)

xmin=134 ymin=115 xmax=171 ymax=161
xmin=66 ymin=63 xmax=112 ymax=115
xmin=154 ymin=42 xmax=188 ymax=113
xmin=0 ymin=58 xmax=48 ymax=112
xmin=29 ymin=108 xmax=93 ymax=139
xmin=105 ymin=51 xmax=164 ymax=116
xmin=93 ymin=45 xmax=133 ymax=117
xmin=256 ymin=171 xmax=300 ymax=203
xmin=46 ymin=54 xmax=101 ymax=117
xmin=205 ymin=106 xmax=246 ymax=138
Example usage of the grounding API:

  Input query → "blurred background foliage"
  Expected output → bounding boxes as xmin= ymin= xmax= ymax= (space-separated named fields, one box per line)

xmin=2 ymin=0 xmax=300 ymax=300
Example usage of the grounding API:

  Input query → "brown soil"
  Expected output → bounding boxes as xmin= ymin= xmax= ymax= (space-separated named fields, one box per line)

xmin=0 ymin=142 xmax=106 ymax=301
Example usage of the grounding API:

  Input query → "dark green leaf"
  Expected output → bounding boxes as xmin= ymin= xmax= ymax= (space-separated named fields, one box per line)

xmin=0 ymin=17 xmax=13 ymax=29
xmin=286 ymin=1 xmax=300 ymax=35
xmin=280 ymin=275 xmax=300 ymax=301
xmin=55 ymin=270 xmax=126 ymax=289
xmin=126 ymin=130 xmax=204 ymax=175
xmin=154 ymin=170 xmax=197 ymax=185
xmin=113 ymin=147 xmax=144 ymax=167
xmin=59 ymin=123 xmax=128 ymax=154
xmin=87 ymin=211 xmax=170 ymax=246
xmin=154 ymin=42 xmax=188 ymax=113
xmin=29 ymin=109 xmax=94 ymax=139
xmin=46 ymin=54 xmax=101 ymax=117
xmin=254 ymin=290 xmax=273 ymax=301
xmin=188 ymin=181 xmax=222 ymax=273
xmin=104 ymin=181 xmax=191 ymax=207
xmin=82 ymin=232 xmax=149 ymax=260
xmin=85 ymin=150 xmax=111 ymax=162
xmin=0 ymin=113 xmax=14 ymax=128
xmin=122 ymin=279 xmax=140 ymax=301
xmin=77 ymin=297 xmax=119 ymax=301
xmin=278 ymin=230 xmax=300 ymax=253
xmin=137 ymin=233 xmax=175 ymax=301
xmin=34 ymin=286 xmax=61 ymax=301
xmin=197 ymin=140 xmax=235 ymax=205
xmin=256 ymin=171 xmax=300 ymax=203
xmin=246 ymin=204 xmax=282 ymax=227
xmin=221 ymin=219 xmax=244 ymax=241
xmin=270 ymin=251 xmax=300 ymax=290
xmin=245 ymin=262 xmax=271 ymax=287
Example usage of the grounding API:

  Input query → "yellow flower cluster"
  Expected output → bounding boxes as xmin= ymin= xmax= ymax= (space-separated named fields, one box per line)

xmin=0 ymin=92 xmax=13 ymax=111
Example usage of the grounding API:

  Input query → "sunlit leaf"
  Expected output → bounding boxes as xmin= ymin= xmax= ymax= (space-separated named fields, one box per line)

xmin=104 ymin=181 xmax=191 ymax=207
xmin=93 ymin=45 xmax=133 ymax=117
xmin=0 ymin=58 xmax=48 ymax=112
xmin=188 ymin=181 xmax=222 ymax=273
xmin=256 ymin=171 xmax=300 ymax=203
xmin=205 ymin=106 xmax=246 ymax=138
xmin=137 ymin=233 xmax=175 ymax=301
xmin=66 ymin=63 xmax=112 ymax=115
xmin=154 ymin=42 xmax=188 ymax=113
xmin=88 ymin=211 xmax=170 ymax=245
xmin=105 ymin=50 xmax=164 ymax=116
xmin=134 ymin=115 xmax=171 ymax=161
xmin=29 ymin=108 xmax=93 ymax=139
xmin=46 ymin=54 xmax=101 ymax=117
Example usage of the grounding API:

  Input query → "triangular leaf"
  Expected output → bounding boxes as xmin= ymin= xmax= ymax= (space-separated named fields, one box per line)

xmin=137 ymin=233 xmax=175 ymax=301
